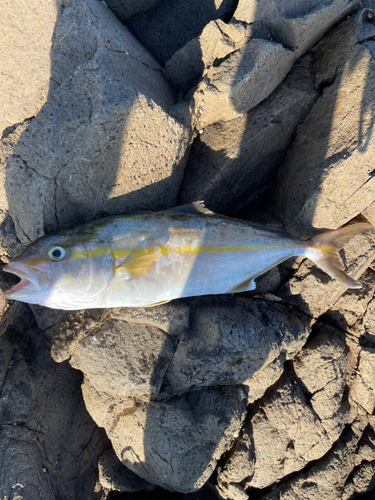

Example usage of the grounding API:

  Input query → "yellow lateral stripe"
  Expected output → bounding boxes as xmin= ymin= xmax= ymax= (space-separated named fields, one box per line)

xmin=69 ymin=242 xmax=289 ymax=262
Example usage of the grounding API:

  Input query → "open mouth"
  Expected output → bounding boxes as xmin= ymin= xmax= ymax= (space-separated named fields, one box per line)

xmin=3 ymin=262 xmax=44 ymax=297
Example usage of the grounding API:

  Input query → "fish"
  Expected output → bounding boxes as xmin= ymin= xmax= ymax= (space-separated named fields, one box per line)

xmin=2 ymin=202 xmax=373 ymax=310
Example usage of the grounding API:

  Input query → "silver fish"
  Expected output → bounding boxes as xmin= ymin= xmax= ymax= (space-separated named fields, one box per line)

xmin=3 ymin=202 xmax=373 ymax=310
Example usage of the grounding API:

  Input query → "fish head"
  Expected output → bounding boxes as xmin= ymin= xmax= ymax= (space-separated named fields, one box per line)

xmin=3 ymin=227 xmax=115 ymax=310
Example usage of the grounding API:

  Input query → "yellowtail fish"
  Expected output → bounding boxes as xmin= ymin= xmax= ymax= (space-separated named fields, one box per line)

xmin=3 ymin=202 xmax=373 ymax=310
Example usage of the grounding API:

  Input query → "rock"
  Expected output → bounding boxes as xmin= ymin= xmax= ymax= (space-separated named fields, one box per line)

xmin=219 ymin=373 xmax=334 ymax=491
xmin=273 ymin=10 xmax=375 ymax=237
xmin=0 ymin=321 xmax=110 ymax=499
xmin=164 ymin=20 xmax=268 ymax=93
xmin=0 ymin=120 xmax=30 ymax=260
xmin=0 ymin=0 xmax=63 ymax=135
xmin=178 ymin=54 xmax=317 ymax=213
xmin=50 ymin=0 xmax=162 ymax=92
xmin=293 ymin=325 xmax=355 ymax=441
xmin=6 ymin=0 xmax=191 ymax=244
xmin=158 ymin=296 xmax=311 ymax=402
xmin=342 ymin=427 xmax=375 ymax=499
xmin=363 ymin=291 xmax=375 ymax=345
xmin=217 ymin=322 xmax=365 ymax=495
xmin=258 ymin=417 xmax=367 ymax=500
xmin=128 ymin=0 xmax=238 ymax=65
xmin=234 ymin=0 xmax=360 ymax=55
xmin=350 ymin=347 xmax=375 ymax=414
xmin=94 ymin=387 xmax=246 ymax=492
xmin=99 ymin=449 xmax=155 ymax=492
xmin=320 ymin=267 xmax=375 ymax=335
xmin=65 ymin=318 xmax=180 ymax=405
xmin=363 ymin=199 xmax=375 ymax=226
xmin=105 ymin=0 xmax=164 ymax=24
xmin=178 ymin=0 xmax=358 ymax=129
xmin=48 ymin=302 xmax=248 ymax=492
xmin=277 ymin=226 xmax=375 ymax=317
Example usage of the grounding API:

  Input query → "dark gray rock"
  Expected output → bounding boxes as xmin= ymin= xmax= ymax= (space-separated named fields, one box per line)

xmin=158 ymin=296 xmax=311 ymax=402
xmin=105 ymin=0 xmax=164 ymax=24
xmin=0 ymin=322 xmax=110 ymax=499
xmin=128 ymin=0 xmax=238 ymax=65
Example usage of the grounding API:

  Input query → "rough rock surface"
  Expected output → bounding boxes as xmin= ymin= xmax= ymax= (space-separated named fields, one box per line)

xmin=173 ymin=0 xmax=359 ymax=129
xmin=0 ymin=0 xmax=63 ymax=134
xmin=159 ymin=297 xmax=311 ymax=402
xmin=2 ymin=0 xmax=375 ymax=499
xmin=178 ymin=54 xmax=318 ymax=214
xmin=5 ymin=0 xmax=191 ymax=244
xmin=0 ymin=310 xmax=111 ymax=499
xmin=128 ymin=0 xmax=238 ymax=65
xmin=274 ymin=9 xmax=375 ymax=238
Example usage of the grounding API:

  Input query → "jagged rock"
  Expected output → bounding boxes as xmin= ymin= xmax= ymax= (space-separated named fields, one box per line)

xmin=234 ymin=0 xmax=360 ymax=55
xmin=274 ymin=10 xmax=375 ymax=238
xmin=91 ymin=387 xmax=246 ymax=493
xmin=99 ymin=449 xmax=155 ymax=492
xmin=219 ymin=373 xmax=335 ymax=491
xmin=350 ymin=346 xmax=375 ymax=413
xmin=342 ymin=427 xmax=375 ymax=499
xmin=217 ymin=323 xmax=366 ymax=496
xmin=0 ymin=0 xmax=63 ymax=135
xmin=277 ymin=227 xmax=375 ymax=317
xmin=178 ymin=54 xmax=317 ymax=213
xmin=320 ymin=267 xmax=375 ymax=335
xmin=128 ymin=0 xmax=238 ymax=65
xmin=293 ymin=325 xmax=355 ymax=441
xmin=0 ymin=320 xmax=110 ymax=499
xmin=158 ymin=296 xmax=311 ymax=402
xmin=164 ymin=20 xmax=269 ymax=93
xmin=363 ymin=200 xmax=375 ymax=226
xmin=177 ymin=0 xmax=358 ymax=129
xmin=258 ymin=417 xmax=368 ymax=500
xmin=5 ymin=0 xmax=191 ymax=244
xmin=0 ymin=120 xmax=30 ymax=260
xmin=50 ymin=0 xmax=162 ymax=92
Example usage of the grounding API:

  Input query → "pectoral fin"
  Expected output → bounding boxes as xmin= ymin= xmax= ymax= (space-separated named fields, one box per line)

xmin=116 ymin=232 xmax=169 ymax=280
xmin=117 ymin=252 xmax=162 ymax=279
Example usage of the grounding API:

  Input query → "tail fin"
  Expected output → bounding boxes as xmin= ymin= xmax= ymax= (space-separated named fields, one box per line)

xmin=305 ymin=223 xmax=373 ymax=289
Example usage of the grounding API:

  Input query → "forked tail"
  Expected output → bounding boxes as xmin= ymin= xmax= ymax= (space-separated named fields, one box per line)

xmin=304 ymin=223 xmax=373 ymax=289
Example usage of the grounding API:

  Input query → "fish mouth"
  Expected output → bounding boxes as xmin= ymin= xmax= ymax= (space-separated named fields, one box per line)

xmin=3 ymin=262 xmax=48 ymax=298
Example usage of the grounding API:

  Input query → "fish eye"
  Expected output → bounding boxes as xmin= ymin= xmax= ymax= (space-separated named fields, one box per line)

xmin=48 ymin=246 xmax=66 ymax=261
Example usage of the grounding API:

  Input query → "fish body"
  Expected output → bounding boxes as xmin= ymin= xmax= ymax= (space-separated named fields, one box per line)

xmin=3 ymin=202 xmax=373 ymax=310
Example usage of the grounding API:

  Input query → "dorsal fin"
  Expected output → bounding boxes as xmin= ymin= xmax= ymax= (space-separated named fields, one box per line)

xmin=167 ymin=201 xmax=215 ymax=216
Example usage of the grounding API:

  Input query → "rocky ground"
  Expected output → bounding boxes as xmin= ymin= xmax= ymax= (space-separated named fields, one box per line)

xmin=1 ymin=0 xmax=375 ymax=498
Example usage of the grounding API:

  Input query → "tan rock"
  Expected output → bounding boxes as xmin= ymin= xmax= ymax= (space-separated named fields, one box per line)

xmin=320 ymin=267 xmax=375 ymax=335
xmin=277 ymin=227 xmax=375 ymax=317
xmin=350 ymin=347 xmax=375 ymax=413
xmin=363 ymin=200 xmax=375 ymax=226
xmin=178 ymin=54 xmax=317 ymax=213
xmin=293 ymin=325 xmax=355 ymax=441
xmin=221 ymin=375 xmax=334 ymax=491
xmin=182 ymin=0 xmax=359 ymax=129
xmin=259 ymin=418 xmax=367 ymax=500
xmin=6 ymin=24 xmax=190 ymax=243
xmin=0 ymin=0 xmax=63 ymax=135
xmin=234 ymin=0 xmax=359 ymax=56
xmin=274 ymin=11 xmax=375 ymax=237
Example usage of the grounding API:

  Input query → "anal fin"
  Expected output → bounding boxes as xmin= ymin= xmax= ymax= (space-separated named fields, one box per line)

xmin=229 ymin=278 xmax=256 ymax=293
